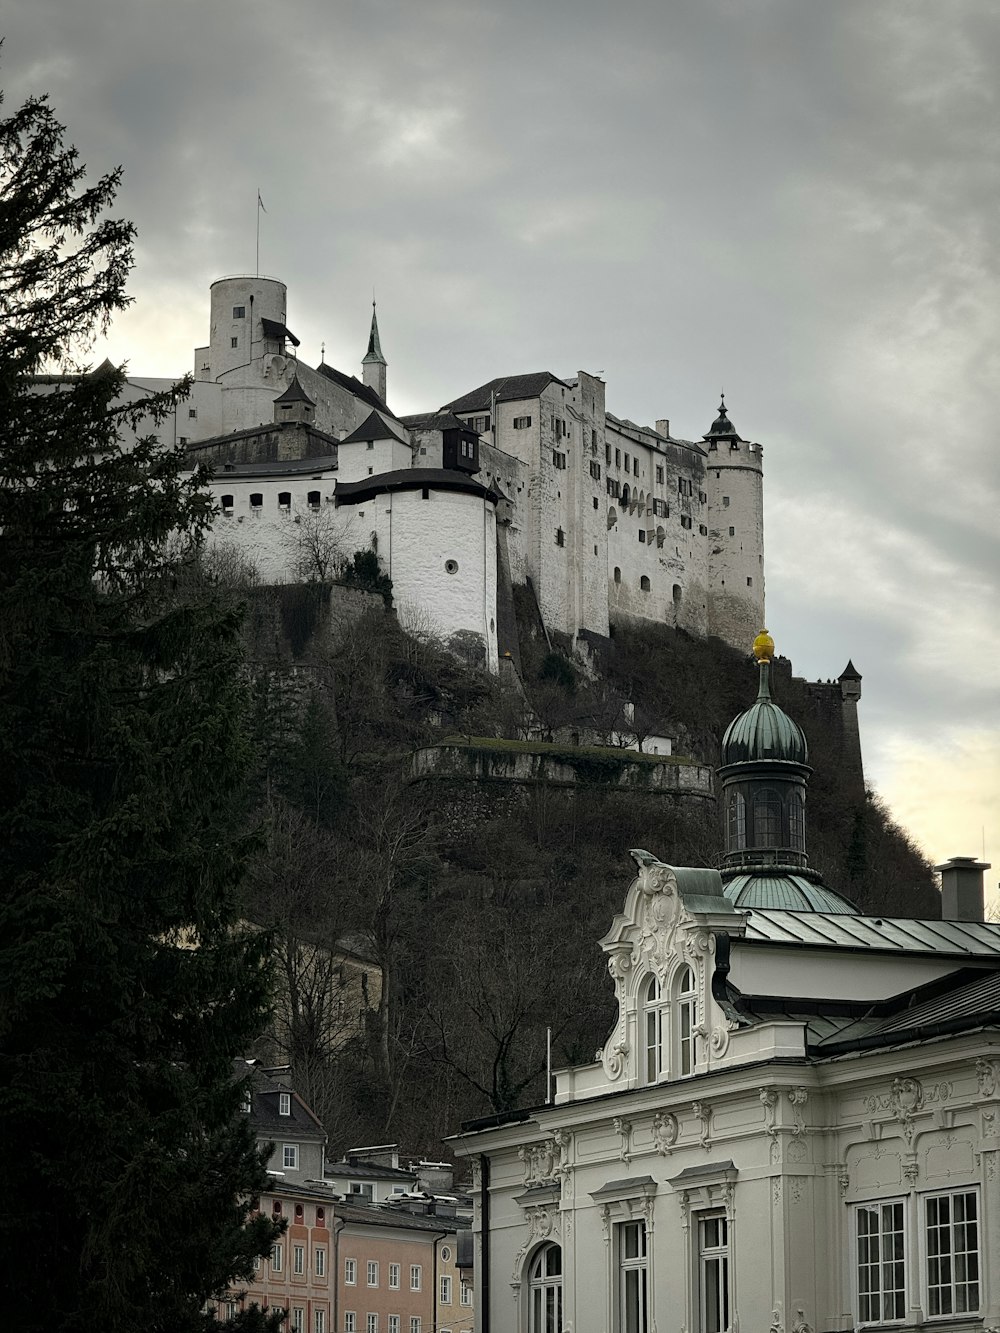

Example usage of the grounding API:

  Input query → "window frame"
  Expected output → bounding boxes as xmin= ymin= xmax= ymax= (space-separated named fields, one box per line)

xmin=675 ymin=965 xmax=698 ymax=1077
xmin=439 ymin=1274 xmax=452 ymax=1304
xmin=367 ymin=1259 xmax=379 ymax=1287
xmin=293 ymin=1243 xmax=305 ymax=1275
xmin=282 ymin=1143 xmax=298 ymax=1170
xmin=388 ymin=1262 xmax=400 ymax=1290
xmin=527 ymin=1242 xmax=563 ymax=1333
xmin=345 ymin=1257 xmax=357 ymax=1285
xmin=314 ymin=1246 xmax=326 ymax=1278
xmin=922 ymin=1188 xmax=980 ymax=1320
xmin=698 ymin=1211 xmax=730 ymax=1333
xmin=853 ymin=1198 xmax=908 ymax=1327
xmin=410 ymin=1264 xmax=422 ymax=1291
xmin=617 ymin=1219 xmax=649 ymax=1333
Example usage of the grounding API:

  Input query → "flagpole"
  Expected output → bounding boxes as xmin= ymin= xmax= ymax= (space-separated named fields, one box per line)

xmin=256 ymin=191 xmax=260 ymax=277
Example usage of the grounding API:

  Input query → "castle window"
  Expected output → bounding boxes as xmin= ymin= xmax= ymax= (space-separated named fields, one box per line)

xmin=699 ymin=490 xmax=707 ymax=503
xmin=615 ymin=448 xmax=621 ymax=467
xmin=699 ymin=524 xmax=708 ymax=535
xmin=607 ymin=478 xmax=620 ymax=498
xmin=249 ymin=493 xmax=263 ymax=509
xmin=232 ymin=305 xmax=245 ymax=319
xmin=730 ymin=440 xmax=740 ymax=450
xmin=656 ymin=526 xmax=665 ymax=548
xmin=640 ymin=576 xmax=651 ymax=591
xmin=747 ymin=577 xmax=753 ymax=587
xmin=307 ymin=491 xmax=321 ymax=510
xmin=188 ymin=407 xmax=198 ymax=419
xmin=528 ymin=1244 xmax=562 ymax=1333
xmin=643 ymin=976 xmax=667 ymax=1082
xmin=723 ymin=496 xmax=730 ymax=507
xmin=366 ymin=440 xmax=374 ymax=450
xmin=674 ymin=965 xmax=697 ymax=1075
xmin=278 ymin=491 xmax=291 ymax=511
xmin=614 ymin=567 xmax=622 ymax=584
xmin=461 ymin=437 xmax=476 ymax=458
xmin=727 ymin=791 xmax=746 ymax=851
xmin=729 ymin=526 xmax=735 ymax=537
xmin=553 ymin=451 xmax=567 ymax=470
xmin=638 ymin=530 xmax=646 ymax=543
xmin=231 ymin=337 xmax=238 ymax=349
xmin=590 ymin=460 xmax=602 ymax=480
xmin=652 ymin=499 xmax=668 ymax=518
xmin=672 ymin=584 xmax=682 ymax=604
xmin=681 ymin=515 xmax=692 ymax=529
xmin=656 ymin=465 xmax=664 ymax=484
xmin=753 ymin=790 xmax=782 ymax=845
xmin=555 ymin=528 xmax=565 ymax=547
xmin=513 ymin=415 xmax=532 ymax=429
xmin=593 ymin=497 xmax=599 ymax=510
xmin=605 ymin=445 xmax=612 ymax=464
xmin=678 ymin=477 xmax=693 ymax=497
xmin=622 ymin=484 xmax=631 ymax=507
xmin=624 ymin=455 xmax=631 ymax=474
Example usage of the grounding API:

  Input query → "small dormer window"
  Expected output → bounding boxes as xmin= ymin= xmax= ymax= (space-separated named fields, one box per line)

xmin=279 ymin=1092 xmax=291 ymax=1116
xmin=676 ymin=965 xmax=697 ymax=1076
xmin=242 ymin=1090 xmax=252 ymax=1114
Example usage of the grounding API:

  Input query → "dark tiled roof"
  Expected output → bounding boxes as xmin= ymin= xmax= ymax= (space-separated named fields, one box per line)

xmin=184 ymin=420 xmax=340 ymax=460
xmin=399 ymin=411 xmax=471 ymax=433
xmin=314 ymin=361 xmax=393 ymax=416
xmin=839 ymin=659 xmax=862 ymax=681
xmin=238 ymin=1062 xmax=327 ymax=1142
xmin=274 ymin=373 xmax=315 ymax=406
xmin=336 ymin=468 xmax=498 ymax=506
xmin=441 ymin=372 xmax=567 ymax=413
xmin=332 ymin=1201 xmax=463 ymax=1234
xmin=340 ymin=409 xmax=406 ymax=446
xmin=261 ymin=316 xmax=300 ymax=348
xmin=207 ymin=456 xmax=337 ymax=478
xmin=326 ymin=1161 xmax=418 ymax=1182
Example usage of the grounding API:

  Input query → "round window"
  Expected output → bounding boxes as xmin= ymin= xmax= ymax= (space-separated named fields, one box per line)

xmin=444 ymin=559 xmax=459 ymax=575
xmin=441 ymin=1246 xmax=451 ymax=1262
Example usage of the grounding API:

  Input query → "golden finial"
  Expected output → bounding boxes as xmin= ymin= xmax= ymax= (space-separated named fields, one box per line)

xmin=753 ymin=628 xmax=774 ymax=663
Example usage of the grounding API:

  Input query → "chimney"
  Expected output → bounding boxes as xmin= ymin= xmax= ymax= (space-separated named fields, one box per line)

xmin=936 ymin=856 xmax=990 ymax=922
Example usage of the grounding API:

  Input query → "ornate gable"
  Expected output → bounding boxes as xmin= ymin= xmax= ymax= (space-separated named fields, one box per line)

xmin=596 ymin=850 xmax=744 ymax=1085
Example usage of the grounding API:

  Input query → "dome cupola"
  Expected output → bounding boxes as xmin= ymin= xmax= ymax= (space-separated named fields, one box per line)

xmin=717 ymin=630 xmax=858 ymax=913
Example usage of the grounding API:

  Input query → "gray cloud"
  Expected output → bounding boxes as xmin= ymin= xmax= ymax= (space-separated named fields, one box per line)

xmin=5 ymin=0 xmax=998 ymax=864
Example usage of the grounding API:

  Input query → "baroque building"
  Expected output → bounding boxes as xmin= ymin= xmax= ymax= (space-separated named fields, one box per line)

xmin=449 ymin=637 xmax=996 ymax=1333
xmin=151 ymin=275 xmax=765 ymax=666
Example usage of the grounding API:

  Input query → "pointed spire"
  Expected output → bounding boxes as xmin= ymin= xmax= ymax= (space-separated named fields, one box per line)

xmin=363 ymin=301 xmax=386 ymax=365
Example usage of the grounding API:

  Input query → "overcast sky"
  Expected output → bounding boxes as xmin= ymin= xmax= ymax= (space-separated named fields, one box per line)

xmin=6 ymin=0 xmax=998 ymax=907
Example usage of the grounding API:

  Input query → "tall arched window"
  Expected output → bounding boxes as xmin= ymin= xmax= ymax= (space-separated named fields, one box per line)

xmin=753 ymin=790 xmax=782 ymax=845
xmin=528 ymin=1243 xmax=562 ymax=1333
xmin=789 ymin=791 xmax=805 ymax=851
xmin=676 ymin=965 xmax=697 ymax=1077
xmin=643 ymin=975 xmax=667 ymax=1084
xmin=727 ymin=792 xmax=746 ymax=850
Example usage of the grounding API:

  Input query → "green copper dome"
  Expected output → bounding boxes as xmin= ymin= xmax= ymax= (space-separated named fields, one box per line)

xmin=721 ymin=662 xmax=808 ymax=766
xmin=723 ymin=872 xmax=858 ymax=914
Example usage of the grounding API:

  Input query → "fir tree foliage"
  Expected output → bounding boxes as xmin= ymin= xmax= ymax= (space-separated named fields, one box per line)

xmin=0 ymin=87 xmax=282 ymax=1331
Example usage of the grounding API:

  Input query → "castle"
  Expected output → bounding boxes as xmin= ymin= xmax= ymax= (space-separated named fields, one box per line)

xmin=164 ymin=276 xmax=765 ymax=669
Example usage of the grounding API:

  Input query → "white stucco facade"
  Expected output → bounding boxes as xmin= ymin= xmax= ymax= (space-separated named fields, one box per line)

xmin=453 ymin=854 xmax=1000 ymax=1333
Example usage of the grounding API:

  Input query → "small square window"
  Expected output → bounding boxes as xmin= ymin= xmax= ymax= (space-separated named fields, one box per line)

xmin=231 ymin=337 xmax=238 ymax=348
xmin=233 ymin=305 xmax=246 ymax=319
xmin=188 ymin=407 xmax=198 ymax=419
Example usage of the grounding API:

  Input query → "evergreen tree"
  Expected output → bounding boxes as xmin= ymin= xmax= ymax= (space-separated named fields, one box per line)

xmin=0 ymin=89 xmax=282 ymax=1331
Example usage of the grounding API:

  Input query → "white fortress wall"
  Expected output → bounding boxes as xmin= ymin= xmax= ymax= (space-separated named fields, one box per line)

xmin=204 ymin=471 xmax=345 ymax=583
xmin=704 ymin=434 xmax=765 ymax=645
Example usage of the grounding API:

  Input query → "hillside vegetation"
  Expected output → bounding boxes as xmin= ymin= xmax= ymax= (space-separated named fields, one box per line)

xmin=234 ymin=579 xmax=939 ymax=1157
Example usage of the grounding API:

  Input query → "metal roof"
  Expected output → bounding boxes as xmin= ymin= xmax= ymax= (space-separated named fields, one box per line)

xmin=724 ymin=873 xmax=857 ymax=914
xmin=740 ymin=909 xmax=1000 ymax=958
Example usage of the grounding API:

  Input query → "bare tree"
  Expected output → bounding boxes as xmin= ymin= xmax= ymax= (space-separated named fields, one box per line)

xmin=282 ymin=506 xmax=356 ymax=583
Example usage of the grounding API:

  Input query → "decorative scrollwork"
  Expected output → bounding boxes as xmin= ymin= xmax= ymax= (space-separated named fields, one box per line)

xmin=692 ymin=1100 xmax=712 ymax=1151
xmin=652 ymin=1110 xmax=679 ymax=1156
xmin=613 ymin=1116 xmax=633 ymax=1164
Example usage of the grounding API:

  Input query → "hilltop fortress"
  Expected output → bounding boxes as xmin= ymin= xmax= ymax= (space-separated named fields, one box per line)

xmin=164 ymin=275 xmax=764 ymax=670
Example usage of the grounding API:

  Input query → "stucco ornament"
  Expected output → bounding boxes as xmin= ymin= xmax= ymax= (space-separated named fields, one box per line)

xmin=760 ymin=1087 xmax=779 ymax=1142
xmin=510 ymin=1203 xmax=561 ymax=1290
xmin=977 ymin=1057 xmax=1000 ymax=1098
xmin=791 ymin=1307 xmax=813 ymax=1333
xmin=614 ymin=1116 xmax=634 ymax=1164
xmin=519 ymin=1138 xmax=565 ymax=1188
xmin=636 ymin=858 xmax=683 ymax=977
xmin=787 ymin=1086 xmax=809 ymax=1136
xmin=652 ymin=1110 xmax=679 ymax=1156
xmin=692 ymin=1101 xmax=713 ymax=1151
xmin=891 ymin=1076 xmax=924 ymax=1146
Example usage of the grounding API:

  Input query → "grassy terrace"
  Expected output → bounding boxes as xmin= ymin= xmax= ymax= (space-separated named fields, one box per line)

xmin=436 ymin=735 xmax=697 ymax=766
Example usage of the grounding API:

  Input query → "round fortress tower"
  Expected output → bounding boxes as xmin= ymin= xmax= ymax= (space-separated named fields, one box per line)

xmin=207 ymin=276 xmax=289 ymax=381
xmin=703 ymin=397 xmax=765 ymax=649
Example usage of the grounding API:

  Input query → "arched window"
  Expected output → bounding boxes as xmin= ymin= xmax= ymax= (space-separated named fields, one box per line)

xmin=727 ymin=791 xmax=746 ymax=850
xmin=528 ymin=1243 xmax=562 ymax=1333
xmin=676 ymin=965 xmax=697 ymax=1076
xmin=753 ymin=790 xmax=782 ymax=845
xmin=614 ymin=567 xmax=622 ymax=584
xmin=672 ymin=583 xmax=682 ymax=605
xmin=640 ymin=575 xmax=651 ymax=592
xmin=622 ymin=483 xmax=631 ymax=507
xmin=249 ymin=492 xmax=263 ymax=509
xmin=307 ymin=490 xmax=321 ymax=510
xmin=789 ymin=791 xmax=805 ymax=850
xmin=656 ymin=525 xmax=665 ymax=548
xmin=643 ymin=975 xmax=667 ymax=1083
xmin=278 ymin=491 xmax=291 ymax=510
xmin=220 ymin=494 xmax=234 ymax=515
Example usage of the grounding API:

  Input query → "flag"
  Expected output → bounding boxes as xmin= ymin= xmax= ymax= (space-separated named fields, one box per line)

xmin=257 ymin=191 xmax=267 ymax=214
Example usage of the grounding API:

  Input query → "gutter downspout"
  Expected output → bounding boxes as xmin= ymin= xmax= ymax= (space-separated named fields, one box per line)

xmin=332 ymin=1216 xmax=345 ymax=1333
xmin=480 ymin=1154 xmax=491 ymax=1333
xmin=431 ymin=1226 xmax=449 ymax=1331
